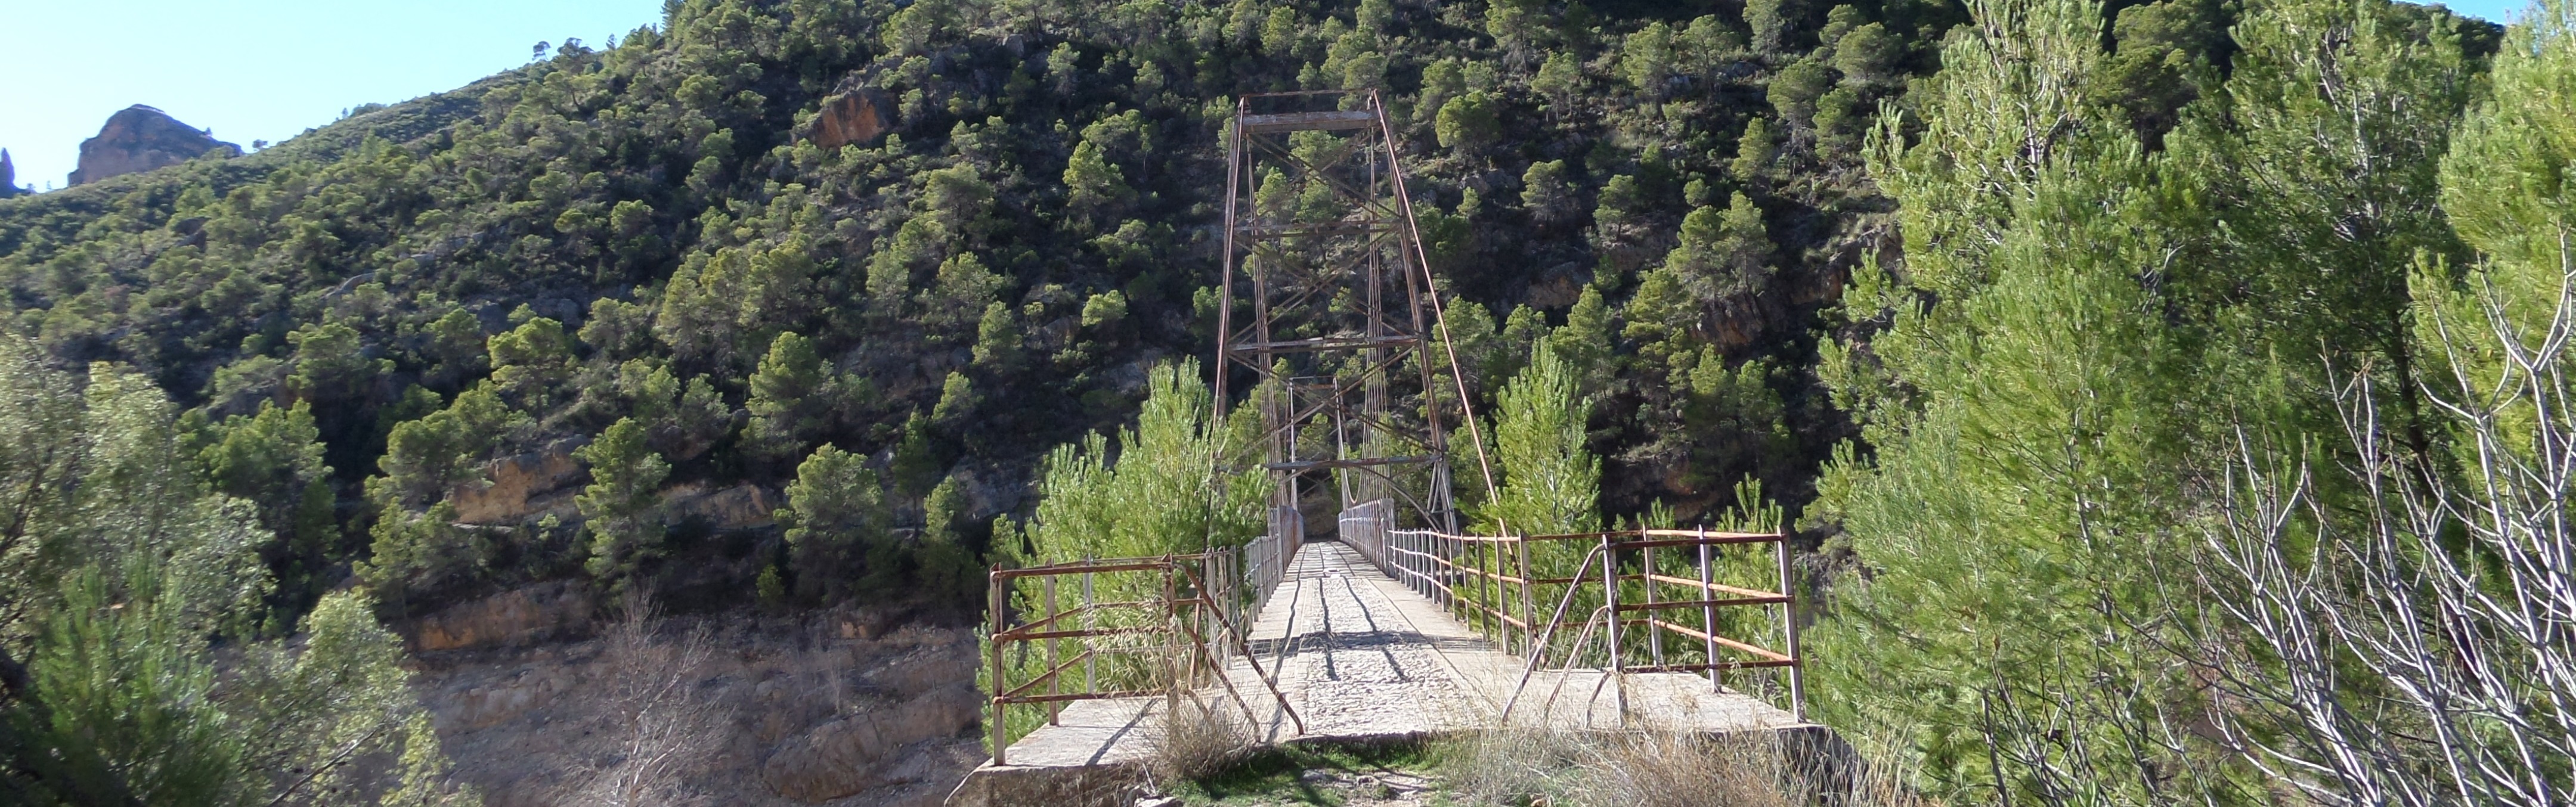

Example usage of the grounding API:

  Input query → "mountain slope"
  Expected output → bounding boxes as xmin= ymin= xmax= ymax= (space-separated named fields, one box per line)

xmin=0 ymin=0 xmax=1952 ymax=620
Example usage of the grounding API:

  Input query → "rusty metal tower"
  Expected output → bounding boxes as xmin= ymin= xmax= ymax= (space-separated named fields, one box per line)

xmin=1214 ymin=90 xmax=1467 ymax=544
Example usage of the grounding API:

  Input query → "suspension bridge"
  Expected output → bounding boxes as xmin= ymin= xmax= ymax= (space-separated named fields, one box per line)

xmin=948 ymin=91 xmax=1818 ymax=806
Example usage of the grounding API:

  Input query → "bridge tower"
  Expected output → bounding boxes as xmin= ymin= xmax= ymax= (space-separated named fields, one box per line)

xmin=1213 ymin=90 xmax=1478 ymax=549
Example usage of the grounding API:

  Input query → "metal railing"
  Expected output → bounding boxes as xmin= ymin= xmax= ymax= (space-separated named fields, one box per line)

xmin=983 ymin=529 xmax=1307 ymax=763
xmin=1337 ymin=499 xmax=1392 ymax=566
xmin=1379 ymin=527 xmax=1805 ymax=723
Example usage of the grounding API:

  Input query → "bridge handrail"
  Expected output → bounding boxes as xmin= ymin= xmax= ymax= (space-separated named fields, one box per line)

xmin=1370 ymin=523 xmax=1806 ymax=723
xmin=982 ymin=543 xmax=1305 ymax=765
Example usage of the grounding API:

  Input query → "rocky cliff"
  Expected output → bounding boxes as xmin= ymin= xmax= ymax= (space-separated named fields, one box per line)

xmin=412 ymin=589 xmax=983 ymax=806
xmin=66 ymin=105 xmax=239 ymax=186
xmin=0 ymin=148 xmax=22 ymax=197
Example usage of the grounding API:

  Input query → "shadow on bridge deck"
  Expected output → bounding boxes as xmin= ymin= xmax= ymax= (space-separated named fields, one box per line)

xmin=947 ymin=541 xmax=1816 ymax=806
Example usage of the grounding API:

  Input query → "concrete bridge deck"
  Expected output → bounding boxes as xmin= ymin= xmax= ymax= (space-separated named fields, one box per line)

xmin=947 ymin=541 xmax=1811 ymax=805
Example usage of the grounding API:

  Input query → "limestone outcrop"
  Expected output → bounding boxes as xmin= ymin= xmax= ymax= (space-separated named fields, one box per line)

xmin=809 ymin=90 xmax=891 ymax=149
xmin=417 ymin=608 xmax=983 ymax=806
xmin=407 ymin=579 xmax=597 ymax=652
xmin=662 ymin=480 xmax=780 ymax=530
xmin=760 ymin=682 xmax=983 ymax=802
xmin=0 ymin=148 xmax=22 ymax=197
xmin=450 ymin=440 xmax=588 ymax=524
xmin=67 ymin=105 xmax=239 ymax=186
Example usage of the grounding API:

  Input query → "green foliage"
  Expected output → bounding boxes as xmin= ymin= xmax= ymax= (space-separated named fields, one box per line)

xmin=1064 ymin=140 xmax=1134 ymax=224
xmin=1747 ymin=0 xmax=1798 ymax=52
xmin=193 ymin=400 xmax=337 ymax=616
xmin=1812 ymin=0 xmax=2503 ymax=799
xmin=287 ymin=321 xmax=384 ymax=402
xmin=1435 ymin=91 xmax=1501 ymax=151
xmin=373 ymin=383 xmax=515 ymax=508
xmin=1520 ymin=159 xmax=1578 ymax=225
xmin=778 ymin=444 xmax=887 ymax=602
xmin=1540 ymin=286 xmax=1616 ymax=394
xmin=1532 ymin=51 xmax=1584 ymax=110
xmin=1623 ymin=23 xmax=1677 ymax=100
xmin=744 ymin=331 xmax=860 ymax=462
xmin=933 ymin=371 xmax=979 ymax=426
xmin=1479 ymin=349 xmax=1599 ymax=536
xmin=0 ymin=339 xmax=469 ymax=804
xmin=1486 ymin=0 xmax=1545 ymax=58
xmin=1021 ymin=359 xmax=1262 ymax=564
xmin=1832 ymin=22 xmax=1902 ymax=85
xmin=971 ymin=301 xmax=1023 ymax=370
xmin=28 ymin=570 xmax=246 ymax=804
xmin=1768 ymin=55 xmax=1836 ymax=126
xmin=2090 ymin=0 xmax=2225 ymax=142
xmin=0 ymin=0 xmax=1950 ymax=633
xmin=575 ymin=418 xmax=668 ymax=592
xmin=1080 ymin=289 xmax=1129 ymax=327
xmin=1664 ymin=193 xmax=1772 ymax=302
xmin=486 ymin=316 xmax=572 ymax=406
xmin=912 ymin=475 xmax=983 ymax=606
xmin=231 ymin=588 xmax=471 ymax=806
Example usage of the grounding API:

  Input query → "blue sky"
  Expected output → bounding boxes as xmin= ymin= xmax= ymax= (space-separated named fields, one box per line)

xmin=2441 ymin=0 xmax=2534 ymax=21
xmin=0 ymin=0 xmax=2532 ymax=193
xmin=2 ymin=1 xmax=664 ymax=191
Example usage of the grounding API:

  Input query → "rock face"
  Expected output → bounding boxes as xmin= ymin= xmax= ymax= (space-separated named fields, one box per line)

xmin=758 ymin=674 xmax=982 ymax=801
xmin=0 ymin=148 xmax=21 ymax=197
xmin=407 ymin=579 xmax=597 ymax=652
xmin=663 ymin=480 xmax=781 ymax=530
xmin=809 ymin=91 xmax=890 ymax=149
xmin=450 ymin=440 xmax=587 ymax=524
xmin=416 ymin=606 xmax=984 ymax=806
xmin=67 ymin=105 xmax=239 ymax=186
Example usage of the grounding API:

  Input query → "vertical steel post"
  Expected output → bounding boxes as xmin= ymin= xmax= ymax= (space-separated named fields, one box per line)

xmin=1504 ymin=531 xmax=1525 ymax=657
xmin=1487 ymin=535 xmax=1503 ymax=648
xmin=1044 ymin=575 xmax=1060 ymax=725
xmin=987 ymin=566 xmax=1007 ymax=765
xmin=1699 ymin=529 xmax=1719 ymax=691
xmin=1603 ymin=534 xmax=1627 ymax=727
xmin=1643 ymin=535 xmax=1663 ymax=666
xmin=1203 ymin=553 xmax=1219 ymax=671
xmin=1777 ymin=532 xmax=1805 ymax=722
xmin=1165 ymin=564 xmax=1183 ymax=722
xmin=1213 ymin=98 xmax=1241 ymax=431
xmin=1082 ymin=567 xmax=1096 ymax=696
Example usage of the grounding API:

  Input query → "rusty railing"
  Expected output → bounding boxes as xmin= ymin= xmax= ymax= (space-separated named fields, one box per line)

xmin=1377 ymin=526 xmax=1804 ymax=723
xmin=983 ymin=531 xmax=1305 ymax=763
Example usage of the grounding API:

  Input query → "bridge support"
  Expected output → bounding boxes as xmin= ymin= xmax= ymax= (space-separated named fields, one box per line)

xmin=1215 ymin=91 xmax=1466 ymax=544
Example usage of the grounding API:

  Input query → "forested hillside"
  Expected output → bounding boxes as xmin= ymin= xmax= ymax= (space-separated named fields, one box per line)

xmin=13 ymin=0 xmax=2576 ymax=803
xmin=0 ymin=0 xmax=1952 ymax=623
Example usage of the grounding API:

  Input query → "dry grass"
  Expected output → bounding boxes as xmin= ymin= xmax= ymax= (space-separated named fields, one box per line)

xmin=1440 ymin=728 xmax=1577 ymax=803
xmin=552 ymin=592 xmax=722 ymax=806
xmin=1438 ymin=725 xmax=1918 ymax=807
xmin=1580 ymin=731 xmax=1803 ymax=807
xmin=1144 ymin=695 xmax=1258 ymax=786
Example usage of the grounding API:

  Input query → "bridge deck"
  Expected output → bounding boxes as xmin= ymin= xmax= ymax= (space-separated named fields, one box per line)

xmin=949 ymin=542 xmax=1807 ymax=803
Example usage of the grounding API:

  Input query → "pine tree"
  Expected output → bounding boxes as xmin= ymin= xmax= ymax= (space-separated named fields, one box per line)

xmin=193 ymin=400 xmax=336 ymax=611
xmin=1521 ymin=159 xmax=1578 ymax=225
xmin=779 ymin=444 xmax=885 ymax=601
xmin=1436 ymin=91 xmax=1501 ymax=151
xmin=1731 ymin=117 xmax=1777 ymax=182
xmin=1809 ymin=0 xmax=2215 ymax=797
xmin=971 ymin=302 xmax=1023 ymax=371
xmin=1664 ymin=192 xmax=1773 ymax=303
xmin=576 ymin=418 xmax=669 ymax=592
xmin=744 ymin=331 xmax=844 ymax=462
xmin=1532 ymin=52 xmax=1583 ymax=111
xmin=1623 ymin=23 xmax=1676 ymax=100
xmin=1481 ymin=349 xmax=1599 ymax=536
